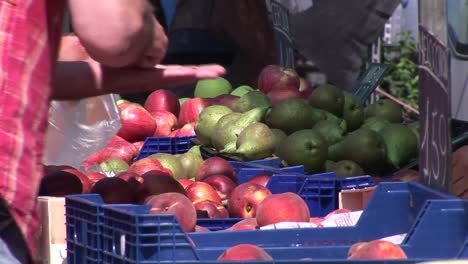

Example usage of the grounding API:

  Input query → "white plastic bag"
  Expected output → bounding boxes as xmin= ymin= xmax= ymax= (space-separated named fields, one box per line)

xmin=43 ymin=94 xmax=121 ymax=170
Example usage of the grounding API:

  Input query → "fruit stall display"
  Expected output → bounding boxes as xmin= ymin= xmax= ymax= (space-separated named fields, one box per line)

xmin=38 ymin=64 xmax=467 ymax=263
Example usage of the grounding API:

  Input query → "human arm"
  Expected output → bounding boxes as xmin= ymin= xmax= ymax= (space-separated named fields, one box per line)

xmin=68 ymin=0 xmax=167 ymax=67
xmin=52 ymin=61 xmax=225 ymax=100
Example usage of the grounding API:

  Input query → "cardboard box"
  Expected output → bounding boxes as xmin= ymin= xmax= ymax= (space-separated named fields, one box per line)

xmin=338 ymin=186 xmax=376 ymax=211
xmin=37 ymin=197 xmax=67 ymax=264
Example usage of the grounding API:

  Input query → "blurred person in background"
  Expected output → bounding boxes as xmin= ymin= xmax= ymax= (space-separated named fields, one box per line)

xmin=0 ymin=1 xmax=224 ymax=263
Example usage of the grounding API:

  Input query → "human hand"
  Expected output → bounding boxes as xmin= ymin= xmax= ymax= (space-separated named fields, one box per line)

xmin=58 ymin=34 xmax=90 ymax=61
xmin=149 ymin=64 xmax=226 ymax=88
xmin=137 ymin=16 xmax=169 ymax=68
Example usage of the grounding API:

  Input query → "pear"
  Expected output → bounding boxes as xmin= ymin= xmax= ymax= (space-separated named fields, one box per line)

xmin=235 ymin=122 xmax=276 ymax=161
xmin=312 ymin=119 xmax=347 ymax=146
xmin=361 ymin=117 xmax=392 ymax=133
xmin=195 ymin=105 xmax=232 ymax=146
xmin=327 ymin=160 xmax=365 ymax=178
xmin=211 ymin=108 xmax=268 ymax=151
xmin=177 ymin=152 xmax=203 ymax=179
xmin=365 ymin=99 xmax=403 ymax=123
xmin=99 ymin=158 xmax=129 ymax=174
xmin=233 ymin=90 xmax=272 ymax=113
xmin=270 ymin=128 xmax=287 ymax=156
xmin=328 ymin=128 xmax=387 ymax=173
xmin=308 ymin=83 xmax=345 ymax=116
xmin=149 ymin=153 xmax=186 ymax=179
xmin=377 ymin=124 xmax=418 ymax=169
xmin=342 ymin=92 xmax=365 ymax=131
xmin=231 ymin=85 xmax=255 ymax=97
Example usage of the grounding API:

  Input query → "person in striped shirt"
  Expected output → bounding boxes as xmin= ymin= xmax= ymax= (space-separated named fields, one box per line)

xmin=0 ymin=1 xmax=225 ymax=263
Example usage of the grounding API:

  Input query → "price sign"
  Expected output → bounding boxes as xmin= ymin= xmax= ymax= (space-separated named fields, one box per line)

xmin=266 ymin=0 xmax=295 ymax=68
xmin=351 ymin=63 xmax=390 ymax=104
xmin=418 ymin=26 xmax=452 ymax=193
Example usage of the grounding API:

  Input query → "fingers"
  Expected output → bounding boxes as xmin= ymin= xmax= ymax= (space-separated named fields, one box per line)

xmin=151 ymin=64 xmax=226 ymax=88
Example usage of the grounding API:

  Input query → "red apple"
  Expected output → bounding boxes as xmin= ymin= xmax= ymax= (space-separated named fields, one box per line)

xmin=39 ymin=171 xmax=83 ymax=196
xmin=168 ymin=129 xmax=179 ymax=137
xmin=258 ymin=65 xmax=300 ymax=94
xmin=178 ymin=179 xmax=194 ymax=189
xmin=127 ymin=157 xmax=172 ymax=176
xmin=267 ymin=85 xmax=303 ymax=104
xmin=348 ymin=240 xmax=407 ymax=259
xmin=144 ymin=89 xmax=181 ymax=117
xmin=83 ymin=137 xmax=137 ymax=170
xmin=309 ymin=217 xmax=323 ymax=225
xmin=178 ymin=98 xmax=209 ymax=126
xmin=150 ymin=110 xmax=179 ymax=137
xmin=117 ymin=103 xmax=156 ymax=143
xmin=91 ymin=177 xmax=136 ymax=204
xmin=347 ymin=242 xmax=367 ymax=257
xmin=186 ymin=182 xmax=222 ymax=204
xmin=116 ymin=171 xmax=142 ymax=191
xmin=85 ymin=172 xmax=107 ymax=186
xmin=195 ymin=157 xmax=237 ymax=183
xmin=227 ymin=218 xmax=258 ymax=231
xmin=256 ymin=192 xmax=310 ymax=227
xmin=132 ymin=141 xmax=145 ymax=153
xmin=202 ymin=174 xmax=236 ymax=200
xmin=135 ymin=170 xmax=186 ymax=203
xmin=194 ymin=225 xmax=211 ymax=232
xmin=227 ymin=183 xmax=271 ymax=218
xmin=247 ymin=173 xmax=272 ymax=188
xmin=213 ymin=94 xmax=240 ymax=110
xmin=298 ymin=77 xmax=313 ymax=99
xmin=193 ymin=200 xmax=229 ymax=218
xmin=324 ymin=208 xmax=352 ymax=220
xmin=146 ymin=192 xmax=197 ymax=232
xmin=217 ymin=244 xmax=273 ymax=261
xmin=176 ymin=122 xmax=196 ymax=137
xmin=62 ymin=168 xmax=92 ymax=193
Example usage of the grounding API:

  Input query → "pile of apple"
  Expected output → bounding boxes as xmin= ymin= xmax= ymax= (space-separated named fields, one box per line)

xmin=216 ymin=240 xmax=408 ymax=261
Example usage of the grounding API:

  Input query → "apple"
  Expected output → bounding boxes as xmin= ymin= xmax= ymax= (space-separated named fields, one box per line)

xmin=39 ymin=171 xmax=83 ymax=196
xmin=193 ymin=200 xmax=229 ymax=218
xmin=213 ymin=94 xmax=240 ymax=110
xmin=150 ymin=110 xmax=179 ymax=137
xmin=324 ymin=208 xmax=352 ymax=220
xmin=144 ymin=89 xmax=181 ymax=117
xmin=186 ymin=182 xmax=222 ymax=204
xmin=194 ymin=225 xmax=211 ymax=232
xmin=61 ymin=168 xmax=92 ymax=193
xmin=227 ymin=218 xmax=258 ymax=231
xmin=85 ymin=172 xmax=107 ymax=186
xmin=168 ymin=129 xmax=179 ymax=137
xmin=217 ymin=244 xmax=273 ymax=261
xmin=202 ymin=174 xmax=236 ymax=200
xmin=247 ymin=173 xmax=272 ymax=188
xmin=348 ymin=240 xmax=407 ymax=259
xmin=178 ymin=179 xmax=194 ymax=189
xmin=256 ymin=192 xmax=310 ymax=227
xmin=83 ymin=136 xmax=137 ymax=170
xmin=146 ymin=192 xmax=197 ymax=232
xmin=347 ymin=242 xmax=367 ymax=257
xmin=309 ymin=217 xmax=323 ymax=226
xmin=195 ymin=157 xmax=237 ymax=183
xmin=267 ymin=85 xmax=303 ymax=105
xmin=178 ymin=98 xmax=209 ymax=126
xmin=117 ymin=103 xmax=156 ymax=143
xmin=135 ymin=170 xmax=186 ymax=204
xmin=132 ymin=141 xmax=145 ymax=153
xmin=115 ymin=171 xmax=142 ymax=191
xmin=43 ymin=165 xmax=75 ymax=175
xmin=91 ymin=177 xmax=136 ymax=204
xmin=127 ymin=157 xmax=172 ymax=176
xmin=258 ymin=65 xmax=300 ymax=94
xmin=176 ymin=122 xmax=196 ymax=137
xmin=227 ymin=183 xmax=271 ymax=218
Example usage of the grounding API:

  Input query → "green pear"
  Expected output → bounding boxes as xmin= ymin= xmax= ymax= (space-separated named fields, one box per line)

xmin=235 ymin=122 xmax=275 ymax=160
xmin=231 ymin=85 xmax=255 ymax=97
xmin=177 ymin=152 xmax=203 ymax=179
xmin=149 ymin=153 xmax=186 ymax=179
xmin=378 ymin=124 xmax=418 ymax=169
xmin=308 ymin=83 xmax=345 ymax=116
xmin=342 ymin=92 xmax=365 ymax=131
xmin=194 ymin=77 xmax=232 ymax=98
xmin=233 ymin=91 xmax=272 ymax=113
xmin=365 ymin=99 xmax=403 ymax=123
xmin=99 ymin=158 xmax=129 ymax=174
xmin=195 ymin=105 xmax=232 ymax=146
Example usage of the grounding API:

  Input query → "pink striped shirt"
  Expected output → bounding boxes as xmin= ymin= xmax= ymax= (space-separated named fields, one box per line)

xmin=0 ymin=0 xmax=65 ymax=258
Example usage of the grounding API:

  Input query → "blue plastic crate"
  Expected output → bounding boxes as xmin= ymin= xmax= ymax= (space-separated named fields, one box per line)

xmin=65 ymin=194 xmax=105 ymax=264
xmin=338 ymin=175 xmax=375 ymax=190
xmin=196 ymin=218 xmax=242 ymax=232
xmin=135 ymin=136 xmax=196 ymax=160
xmin=94 ymin=182 xmax=466 ymax=263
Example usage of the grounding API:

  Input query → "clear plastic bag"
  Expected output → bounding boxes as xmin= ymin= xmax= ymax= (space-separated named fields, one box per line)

xmin=42 ymin=94 xmax=122 ymax=170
